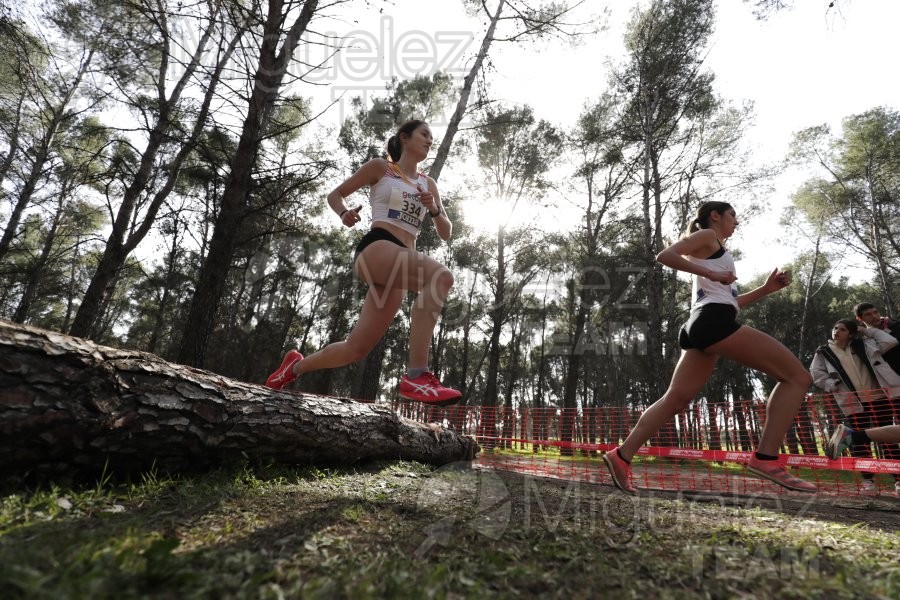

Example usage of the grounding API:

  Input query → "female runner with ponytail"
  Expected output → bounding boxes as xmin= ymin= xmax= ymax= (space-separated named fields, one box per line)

xmin=264 ymin=120 xmax=461 ymax=405
xmin=603 ymin=202 xmax=817 ymax=493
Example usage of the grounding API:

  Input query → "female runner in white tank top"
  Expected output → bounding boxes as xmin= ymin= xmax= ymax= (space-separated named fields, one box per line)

xmin=264 ymin=120 xmax=461 ymax=405
xmin=603 ymin=202 xmax=817 ymax=493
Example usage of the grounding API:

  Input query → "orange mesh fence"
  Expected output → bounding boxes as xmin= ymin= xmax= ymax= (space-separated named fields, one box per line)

xmin=394 ymin=389 xmax=900 ymax=497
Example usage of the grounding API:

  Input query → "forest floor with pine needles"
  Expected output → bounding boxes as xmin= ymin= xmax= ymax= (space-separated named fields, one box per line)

xmin=1 ymin=458 xmax=898 ymax=599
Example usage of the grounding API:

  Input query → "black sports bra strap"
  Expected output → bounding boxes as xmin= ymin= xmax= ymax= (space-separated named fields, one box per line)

xmin=706 ymin=242 xmax=725 ymax=260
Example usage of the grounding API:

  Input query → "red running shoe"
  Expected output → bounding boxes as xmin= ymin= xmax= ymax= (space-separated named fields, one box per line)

xmin=746 ymin=455 xmax=817 ymax=493
xmin=602 ymin=448 xmax=635 ymax=494
xmin=398 ymin=372 xmax=462 ymax=405
xmin=265 ymin=350 xmax=303 ymax=390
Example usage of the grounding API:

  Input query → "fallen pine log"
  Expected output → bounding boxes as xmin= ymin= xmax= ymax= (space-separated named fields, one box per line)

xmin=0 ymin=320 xmax=478 ymax=477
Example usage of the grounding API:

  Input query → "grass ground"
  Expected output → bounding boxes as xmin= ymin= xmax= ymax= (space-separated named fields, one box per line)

xmin=1 ymin=460 xmax=898 ymax=599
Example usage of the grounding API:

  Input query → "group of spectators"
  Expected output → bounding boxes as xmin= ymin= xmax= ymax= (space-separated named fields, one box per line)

xmin=810 ymin=302 xmax=900 ymax=494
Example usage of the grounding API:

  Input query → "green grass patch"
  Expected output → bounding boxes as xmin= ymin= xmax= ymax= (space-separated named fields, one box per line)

xmin=1 ymin=460 xmax=897 ymax=598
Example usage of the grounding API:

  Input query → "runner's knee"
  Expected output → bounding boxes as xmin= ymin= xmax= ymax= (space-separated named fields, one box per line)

xmin=779 ymin=367 xmax=812 ymax=388
xmin=662 ymin=390 xmax=694 ymax=411
xmin=423 ymin=267 xmax=453 ymax=300
xmin=435 ymin=268 xmax=454 ymax=294
xmin=344 ymin=340 xmax=374 ymax=362
xmin=794 ymin=370 xmax=813 ymax=389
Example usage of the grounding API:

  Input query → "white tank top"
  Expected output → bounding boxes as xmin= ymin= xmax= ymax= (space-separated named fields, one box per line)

xmin=369 ymin=164 xmax=428 ymax=236
xmin=688 ymin=244 xmax=740 ymax=312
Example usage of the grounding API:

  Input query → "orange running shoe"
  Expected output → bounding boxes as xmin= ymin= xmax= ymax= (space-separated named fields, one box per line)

xmin=265 ymin=350 xmax=303 ymax=390
xmin=398 ymin=372 xmax=462 ymax=405
xmin=602 ymin=448 xmax=635 ymax=494
xmin=746 ymin=455 xmax=816 ymax=493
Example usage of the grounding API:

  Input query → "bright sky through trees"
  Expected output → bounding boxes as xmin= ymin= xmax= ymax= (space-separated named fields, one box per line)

xmin=305 ymin=0 xmax=899 ymax=282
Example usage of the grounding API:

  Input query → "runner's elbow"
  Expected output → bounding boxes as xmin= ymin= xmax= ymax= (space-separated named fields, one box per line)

xmin=655 ymin=248 xmax=676 ymax=266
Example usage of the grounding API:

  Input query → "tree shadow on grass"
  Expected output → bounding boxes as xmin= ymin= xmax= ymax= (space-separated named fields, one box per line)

xmin=0 ymin=460 xmax=454 ymax=598
xmin=3 ymin=463 xmax=899 ymax=598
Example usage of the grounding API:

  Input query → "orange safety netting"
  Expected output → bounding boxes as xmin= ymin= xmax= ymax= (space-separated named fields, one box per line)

xmin=394 ymin=389 xmax=900 ymax=497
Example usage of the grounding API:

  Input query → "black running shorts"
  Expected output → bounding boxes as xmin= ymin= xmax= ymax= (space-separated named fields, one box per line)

xmin=353 ymin=227 xmax=406 ymax=262
xmin=678 ymin=303 xmax=741 ymax=351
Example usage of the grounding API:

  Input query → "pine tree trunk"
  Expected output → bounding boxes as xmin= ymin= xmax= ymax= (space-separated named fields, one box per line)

xmin=177 ymin=0 xmax=318 ymax=367
xmin=797 ymin=234 xmax=822 ymax=360
xmin=71 ymin=14 xmax=230 ymax=339
xmin=483 ymin=225 xmax=506 ymax=409
xmin=69 ymin=123 xmax=169 ymax=338
xmin=458 ymin=273 xmax=479 ymax=403
xmin=13 ymin=188 xmax=68 ymax=323
xmin=0 ymin=52 xmax=92 ymax=263
xmin=300 ymin=267 xmax=357 ymax=396
xmin=0 ymin=320 xmax=477 ymax=477
xmin=353 ymin=336 xmax=388 ymax=401
xmin=428 ymin=0 xmax=504 ymax=181
xmin=0 ymin=92 xmax=24 ymax=189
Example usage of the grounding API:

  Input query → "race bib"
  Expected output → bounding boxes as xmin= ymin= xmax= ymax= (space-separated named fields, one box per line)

xmin=387 ymin=187 xmax=424 ymax=229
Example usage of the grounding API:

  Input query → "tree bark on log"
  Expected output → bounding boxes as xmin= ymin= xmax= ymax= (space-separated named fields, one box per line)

xmin=0 ymin=321 xmax=478 ymax=477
